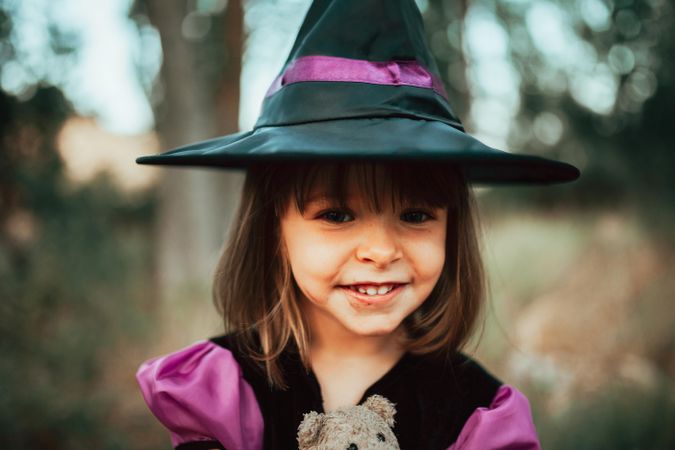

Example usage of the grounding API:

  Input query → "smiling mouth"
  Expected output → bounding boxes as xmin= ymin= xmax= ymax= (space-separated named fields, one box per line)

xmin=347 ymin=284 xmax=399 ymax=295
xmin=339 ymin=284 xmax=406 ymax=305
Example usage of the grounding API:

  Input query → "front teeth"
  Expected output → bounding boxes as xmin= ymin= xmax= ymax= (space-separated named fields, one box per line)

xmin=355 ymin=285 xmax=394 ymax=295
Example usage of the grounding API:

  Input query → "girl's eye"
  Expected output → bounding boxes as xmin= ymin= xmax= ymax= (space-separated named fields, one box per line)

xmin=318 ymin=209 xmax=354 ymax=223
xmin=401 ymin=210 xmax=433 ymax=223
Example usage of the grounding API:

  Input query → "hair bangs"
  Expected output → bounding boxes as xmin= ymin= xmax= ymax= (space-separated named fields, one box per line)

xmin=274 ymin=161 xmax=463 ymax=216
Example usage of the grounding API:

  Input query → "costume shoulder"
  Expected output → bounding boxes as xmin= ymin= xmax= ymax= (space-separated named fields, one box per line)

xmin=446 ymin=352 xmax=504 ymax=417
xmin=135 ymin=336 xmax=264 ymax=450
xmin=447 ymin=354 xmax=541 ymax=450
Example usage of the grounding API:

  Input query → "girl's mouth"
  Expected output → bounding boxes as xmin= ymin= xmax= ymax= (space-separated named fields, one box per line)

xmin=339 ymin=283 xmax=406 ymax=306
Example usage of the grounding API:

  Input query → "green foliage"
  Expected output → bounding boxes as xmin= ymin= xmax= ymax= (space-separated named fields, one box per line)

xmin=0 ymin=88 xmax=157 ymax=448
xmin=0 ymin=2 xmax=164 ymax=446
xmin=538 ymin=382 xmax=675 ymax=449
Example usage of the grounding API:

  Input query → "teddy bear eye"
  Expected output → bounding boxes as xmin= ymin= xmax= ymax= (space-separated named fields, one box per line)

xmin=377 ymin=432 xmax=386 ymax=442
xmin=347 ymin=444 xmax=358 ymax=450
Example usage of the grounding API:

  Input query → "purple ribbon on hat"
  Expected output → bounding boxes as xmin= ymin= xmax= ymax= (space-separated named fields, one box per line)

xmin=265 ymin=55 xmax=448 ymax=99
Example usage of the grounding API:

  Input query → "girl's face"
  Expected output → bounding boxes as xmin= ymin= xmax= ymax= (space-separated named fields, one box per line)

xmin=280 ymin=177 xmax=447 ymax=338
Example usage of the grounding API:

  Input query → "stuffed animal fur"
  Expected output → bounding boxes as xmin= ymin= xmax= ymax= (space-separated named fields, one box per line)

xmin=297 ymin=395 xmax=400 ymax=450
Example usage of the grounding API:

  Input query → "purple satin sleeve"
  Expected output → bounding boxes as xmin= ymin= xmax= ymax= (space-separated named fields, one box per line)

xmin=447 ymin=385 xmax=541 ymax=450
xmin=136 ymin=340 xmax=264 ymax=450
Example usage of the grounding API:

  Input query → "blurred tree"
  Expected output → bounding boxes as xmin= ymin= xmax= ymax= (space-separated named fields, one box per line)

xmin=135 ymin=0 xmax=245 ymax=342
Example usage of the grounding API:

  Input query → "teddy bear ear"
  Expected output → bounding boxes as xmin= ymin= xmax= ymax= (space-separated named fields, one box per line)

xmin=363 ymin=395 xmax=396 ymax=427
xmin=297 ymin=411 xmax=325 ymax=448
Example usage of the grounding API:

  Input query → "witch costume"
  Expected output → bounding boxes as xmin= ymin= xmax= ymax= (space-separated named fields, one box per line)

xmin=135 ymin=0 xmax=579 ymax=449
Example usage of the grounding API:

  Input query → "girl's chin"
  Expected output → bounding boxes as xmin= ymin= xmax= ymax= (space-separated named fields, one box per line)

xmin=340 ymin=315 xmax=402 ymax=337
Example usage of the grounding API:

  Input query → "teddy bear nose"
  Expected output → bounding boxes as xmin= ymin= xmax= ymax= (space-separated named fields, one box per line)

xmin=347 ymin=444 xmax=358 ymax=450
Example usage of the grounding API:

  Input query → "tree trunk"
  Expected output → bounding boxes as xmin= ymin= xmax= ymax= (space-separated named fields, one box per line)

xmin=146 ymin=0 xmax=244 ymax=346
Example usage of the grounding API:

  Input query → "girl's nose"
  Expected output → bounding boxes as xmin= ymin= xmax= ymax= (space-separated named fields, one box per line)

xmin=355 ymin=222 xmax=402 ymax=268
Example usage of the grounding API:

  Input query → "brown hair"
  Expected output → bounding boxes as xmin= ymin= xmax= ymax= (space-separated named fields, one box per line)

xmin=212 ymin=161 xmax=486 ymax=387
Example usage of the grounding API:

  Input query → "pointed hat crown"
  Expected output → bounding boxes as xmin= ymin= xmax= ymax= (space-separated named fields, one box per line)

xmin=256 ymin=0 xmax=463 ymax=130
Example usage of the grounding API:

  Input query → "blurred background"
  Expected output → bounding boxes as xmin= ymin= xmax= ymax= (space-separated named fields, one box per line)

xmin=1 ymin=0 xmax=673 ymax=448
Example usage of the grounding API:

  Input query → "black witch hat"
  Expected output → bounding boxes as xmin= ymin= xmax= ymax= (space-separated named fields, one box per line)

xmin=136 ymin=0 xmax=580 ymax=184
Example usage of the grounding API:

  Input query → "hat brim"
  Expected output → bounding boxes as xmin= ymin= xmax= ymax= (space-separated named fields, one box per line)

xmin=136 ymin=117 xmax=580 ymax=185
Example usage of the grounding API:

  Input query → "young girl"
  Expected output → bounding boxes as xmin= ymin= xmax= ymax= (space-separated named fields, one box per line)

xmin=135 ymin=1 xmax=579 ymax=449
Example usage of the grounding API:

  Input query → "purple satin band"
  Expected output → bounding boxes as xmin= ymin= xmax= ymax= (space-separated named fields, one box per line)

xmin=266 ymin=55 xmax=448 ymax=99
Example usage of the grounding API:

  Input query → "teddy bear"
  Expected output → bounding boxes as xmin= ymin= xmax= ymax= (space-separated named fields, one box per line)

xmin=297 ymin=395 xmax=400 ymax=450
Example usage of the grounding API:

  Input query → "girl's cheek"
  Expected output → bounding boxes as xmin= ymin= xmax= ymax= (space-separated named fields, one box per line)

xmin=412 ymin=235 xmax=446 ymax=282
xmin=302 ymin=242 xmax=348 ymax=279
xmin=287 ymin=229 xmax=340 ymax=271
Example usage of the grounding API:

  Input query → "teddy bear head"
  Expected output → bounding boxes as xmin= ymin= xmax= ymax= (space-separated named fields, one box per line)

xmin=297 ymin=395 xmax=400 ymax=450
